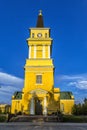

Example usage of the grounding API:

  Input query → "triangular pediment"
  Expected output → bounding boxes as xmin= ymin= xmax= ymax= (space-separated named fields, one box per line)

xmin=30 ymin=88 xmax=48 ymax=94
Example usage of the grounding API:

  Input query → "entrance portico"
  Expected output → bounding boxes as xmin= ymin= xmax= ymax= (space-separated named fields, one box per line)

xmin=29 ymin=88 xmax=48 ymax=115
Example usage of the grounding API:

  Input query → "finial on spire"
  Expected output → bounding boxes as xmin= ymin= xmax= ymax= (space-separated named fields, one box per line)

xmin=39 ymin=10 xmax=42 ymax=16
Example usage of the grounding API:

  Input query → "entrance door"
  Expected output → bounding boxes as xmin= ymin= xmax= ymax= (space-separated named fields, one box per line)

xmin=35 ymin=99 xmax=42 ymax=115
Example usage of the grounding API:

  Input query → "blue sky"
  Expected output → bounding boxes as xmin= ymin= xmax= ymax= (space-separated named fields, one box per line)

xmin=0 ymin=0 xmax=87 ymax=104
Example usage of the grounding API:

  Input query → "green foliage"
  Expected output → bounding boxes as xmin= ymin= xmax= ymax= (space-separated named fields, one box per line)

xmin=63 ymin=115 xmax=87 ymax=122
xmin=72 ymin=98 xmax=87 ymax=115
xmin=0 ymin=116 xmax=7 ymax=122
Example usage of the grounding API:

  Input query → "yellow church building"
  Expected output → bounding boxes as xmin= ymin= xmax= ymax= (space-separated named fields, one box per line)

xmin=11 ymin=11 xmax=74 ymax=115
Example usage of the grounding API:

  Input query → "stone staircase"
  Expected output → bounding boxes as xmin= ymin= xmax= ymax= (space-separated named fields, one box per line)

xmin=9 ymin=115 xmax=63 ymax=122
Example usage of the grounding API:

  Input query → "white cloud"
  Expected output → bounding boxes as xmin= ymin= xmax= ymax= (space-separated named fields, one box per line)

xmin=0 ymin=72 xmax=23 ymax=86
xmin=0 ymin=71 xmax=24 ymax=103
xmin=0 ymin=85 xmax=19 ymax=94
xmin=57 ymin=74 xmax=86 ymax=81
xmin=56 ymin=74 xmax=87 ymax=90
xmin=68 ymin=80 xmax=87 ymax=90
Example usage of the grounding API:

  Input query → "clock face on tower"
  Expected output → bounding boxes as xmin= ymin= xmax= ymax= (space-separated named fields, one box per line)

xmin=37 ymin=33 xmax=42 ymax=37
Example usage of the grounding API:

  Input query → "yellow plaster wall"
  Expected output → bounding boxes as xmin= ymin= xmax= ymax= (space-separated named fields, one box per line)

xmin=25 ymin=59 xmax=53 ymax=66
xmin=60 ymin=100 xmax=74 ymax=114
xmin=30 ymin=28 xmax=50 ymax=38
xmin=28 ymin=40 xmax=52 ymax=45
xmin=11 ymin=100 xmax=22 ymax=114
xmin=0 ymin=104 xmax=11 ymax=113
xmin=23 ymin=67 xmax=54 ymax=93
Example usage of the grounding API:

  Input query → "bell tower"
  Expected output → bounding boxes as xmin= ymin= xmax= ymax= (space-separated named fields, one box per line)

xmin=23 ymin=10 xmax=54 ymax=93
xmin=11 ymin=11 xmax=74 ymax=115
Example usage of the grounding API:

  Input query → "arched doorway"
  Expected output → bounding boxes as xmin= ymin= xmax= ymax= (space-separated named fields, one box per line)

xmin=35 ymin=98 xmax=42 ymax=115
xmin=30 ymin=88 xmax=48 ymax=115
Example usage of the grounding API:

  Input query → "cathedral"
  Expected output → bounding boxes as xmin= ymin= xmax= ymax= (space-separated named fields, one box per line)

xmin=11 ymin=11 xmax=74 ymax=115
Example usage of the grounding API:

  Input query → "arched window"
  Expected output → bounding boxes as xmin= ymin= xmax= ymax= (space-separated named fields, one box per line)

xmin=45 ymin=33 xmax=47 ymax=38
xmin=32 ymin=33 xmax=34 ymax=38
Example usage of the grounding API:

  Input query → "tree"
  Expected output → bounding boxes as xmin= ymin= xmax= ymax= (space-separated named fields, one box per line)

xmin=72 ymin=98 xmax=87 ymax=115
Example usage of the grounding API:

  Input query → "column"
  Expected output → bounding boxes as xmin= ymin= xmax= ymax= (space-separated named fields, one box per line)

xmin=29 ymin=46 xmax=31 ymax=58
xmin=34 ymin=45 xmax=36 ymax=58
xmin=48 ymin=45 xmax=50 ymax=58
xmin=30 ymin=97 xmax=35 ymax=115
xmin=43 ymin=96 xmax=47 ymax=116
xmin=60 ymin=103 xmax=64 ymax=113
xmin=43 ymin=45 xmax=45 ymax=58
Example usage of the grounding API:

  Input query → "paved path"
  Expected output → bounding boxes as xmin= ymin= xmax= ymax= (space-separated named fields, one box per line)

xmin=0 ymin=122 xmax=87 ymax=130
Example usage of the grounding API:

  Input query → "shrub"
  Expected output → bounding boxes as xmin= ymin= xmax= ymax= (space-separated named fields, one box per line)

xmin=0 ymin=116 xmax=6 ymax=122
xmin=63 ymin=115 xmax=87 ymax=123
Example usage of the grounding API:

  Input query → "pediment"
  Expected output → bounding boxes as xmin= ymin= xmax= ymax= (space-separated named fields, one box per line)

xmin=30 ymin=88 xmax=48 ymax=94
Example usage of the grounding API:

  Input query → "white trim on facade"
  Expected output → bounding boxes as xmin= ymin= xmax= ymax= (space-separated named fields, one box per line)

xmin=30 ymin=97 xmax=35 ymax=115
xmin=43 ymin=96 xmax=47 ymax=116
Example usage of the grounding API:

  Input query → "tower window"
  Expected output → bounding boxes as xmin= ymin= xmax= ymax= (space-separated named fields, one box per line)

xmin=32 ymin=33 xmax=34 ymax=38
xmin=45 ymin=33 xmax=47 ymax=38
xmin=36 ymin=75 xmax=42 ymax=84
xmin=36 ymin=45 xmax=43 ymax=58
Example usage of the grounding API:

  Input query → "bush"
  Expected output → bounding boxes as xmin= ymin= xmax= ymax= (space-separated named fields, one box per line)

xmin=63 ymin=115 xmax=87 ymax=123
xmin=0 ymin=116 xmax=6 ymax=122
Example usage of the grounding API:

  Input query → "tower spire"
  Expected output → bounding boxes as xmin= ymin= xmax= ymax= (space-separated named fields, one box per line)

xmin=36 ymin=10 xmax=44 ymax=28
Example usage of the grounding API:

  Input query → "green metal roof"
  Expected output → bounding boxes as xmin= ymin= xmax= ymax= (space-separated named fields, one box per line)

xmin=13 ymin=91 xmax=22 ymax=99
xmin=60 ymin=92 xmax=73 ymax=99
